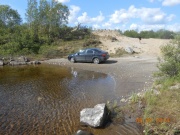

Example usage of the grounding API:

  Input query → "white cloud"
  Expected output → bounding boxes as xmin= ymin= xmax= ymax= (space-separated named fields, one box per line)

xmin=162 ymin=0 xmax=180 ymax=6
xmin=109 ymin=9 xmax=131 ymax=24
xmin=77 ymin=11 xmax=105 ymax=24
xmin=102 ymin=22 xmax=112 ymax=27
xmin=140 ymin=7 xmax=166 ymax=24
xmin=130 ymin=23 xmax=138 ymax=30
xmin=128 ymin=23 xmax=180 ymax=32
xmin=166 ymin=23 xmax=180 ymax=31
xmin=92 ymin=24 xmax=101 ymax=30
xmin=55 ymin=0 xmax=70 ymax=3
xmin=68 ymin=5 xmax=80 ymax=23
xmin=129 ymin=23 xmax=165 ymax=31
xmin=109 ymin=5 xmax=175 ymax=25
xmin=166 ymin=14 xmax=176 ymax=21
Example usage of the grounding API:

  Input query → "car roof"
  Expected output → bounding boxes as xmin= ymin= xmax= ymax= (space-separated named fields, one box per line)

xmin=86 ymin=48 xmax=103 ymax=51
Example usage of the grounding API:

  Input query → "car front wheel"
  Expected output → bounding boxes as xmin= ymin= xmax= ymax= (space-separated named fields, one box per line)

xmin=70 ymin=57 xmax=75 ymax=63
xmin=93 ymin=58 xmax=100 ymax=64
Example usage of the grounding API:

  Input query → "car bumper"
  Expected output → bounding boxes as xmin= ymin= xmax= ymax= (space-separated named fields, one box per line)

xmin=99 ymin=56 xmax=109 ymax=61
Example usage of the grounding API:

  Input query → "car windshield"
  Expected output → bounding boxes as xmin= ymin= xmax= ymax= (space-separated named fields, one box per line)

xmin=79 ymin=50 xmax=85 ymax=54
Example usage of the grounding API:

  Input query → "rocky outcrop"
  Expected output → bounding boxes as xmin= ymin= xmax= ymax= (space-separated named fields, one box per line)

xmin=9 ymin=61 xmax=27 ymax=66
xmin=0 ymin=57 xmax=39 ymax=66
xmin=17 ymin=56 xmax=29 ymax=62
xmin=0 ymin=60 xmax=3 ymax=66
xmin=80 ymin=103 xmax=109 ymax=128
xmin=6 ymin=56 xmax=41 ymax=66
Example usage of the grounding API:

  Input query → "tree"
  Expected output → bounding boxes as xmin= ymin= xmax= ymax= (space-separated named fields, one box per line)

xmin=123 ymin=30 xmax=139 ymax=38
xmin=38 ymin=0 xmax=69 ymax=40
xmin=0 ymin=5 xmax=21 ymax=27
xmin=26 ymin=0 xmax=39 ymax=42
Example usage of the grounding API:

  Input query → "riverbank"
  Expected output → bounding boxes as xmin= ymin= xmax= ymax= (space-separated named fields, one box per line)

xmin=43 ymin=55 xmax=159 ymax=135
xmin=44 ymin=55 xmax=158 ymax=97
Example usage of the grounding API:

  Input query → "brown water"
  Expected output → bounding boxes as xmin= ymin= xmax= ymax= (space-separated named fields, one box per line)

xmin=0 ymin=64 xmax=121 ymax=135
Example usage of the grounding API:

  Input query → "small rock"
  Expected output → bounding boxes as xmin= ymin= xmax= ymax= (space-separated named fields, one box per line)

xmin=134 ymin=56 xmax=140 ymax=58
xmin=169 ymin=83 xmax=180 ymax=90
xmin=9 ymin=61 xmax=19 ymax=66
xmin=152 ymin=89 xmax=160 ymax=95
xmin=32 ymin=61 xmax=41 ymax=64
xmin=124 ymin=47 xmax=134 ymax=54
xmin=120 ymin=98 xmax=126 ymax=102
xmin=18 ymin=56 xmax=29 ymax=62
xmin=0 ymin=60 xmax=3 ymax=66
xmin=75 ymin=130 xmax=93 ymax=135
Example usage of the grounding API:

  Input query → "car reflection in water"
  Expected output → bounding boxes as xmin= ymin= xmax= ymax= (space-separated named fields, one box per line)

xmin=70 ymin=67 xmax=107 ymax=80
xmin=71 ymin=67 xmax=78 ymax=77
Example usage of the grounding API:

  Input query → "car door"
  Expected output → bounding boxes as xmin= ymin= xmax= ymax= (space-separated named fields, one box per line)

xmin=85 ymin=49 xmax=94 ymax=62
xmin=75 ymin=50 xmax=86 ymax=61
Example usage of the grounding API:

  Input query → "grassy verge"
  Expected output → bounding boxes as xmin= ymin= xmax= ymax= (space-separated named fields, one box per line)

xmin=142 ymin=76 xmax=180 ymax=135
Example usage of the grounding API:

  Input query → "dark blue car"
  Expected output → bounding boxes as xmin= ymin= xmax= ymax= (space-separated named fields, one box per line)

xmin=68 ymin=48 xmax=110 ymax=64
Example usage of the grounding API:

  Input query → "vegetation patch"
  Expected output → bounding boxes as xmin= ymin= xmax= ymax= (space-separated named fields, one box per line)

xmin=142 ymin=35 xmax=180 ymax=135
xmin=110 ymin=48 xmax=128 ymax=57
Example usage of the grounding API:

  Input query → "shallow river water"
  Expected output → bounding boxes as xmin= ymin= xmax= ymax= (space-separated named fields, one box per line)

xmin=0 ymin=64 xmax=124 ymax=135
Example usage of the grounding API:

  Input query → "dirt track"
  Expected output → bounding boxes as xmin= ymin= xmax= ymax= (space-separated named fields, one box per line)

xmin=44 ymin=55 xmax=158 ymax=97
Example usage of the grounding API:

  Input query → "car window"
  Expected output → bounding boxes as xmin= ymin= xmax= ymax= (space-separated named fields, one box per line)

xmin=93 ymin=49 xmax=101 ymax=53
xmin=79 ymin=50 xmax=85 ymax=54
xmin=87 ymin=50 xmax=94 ymax=54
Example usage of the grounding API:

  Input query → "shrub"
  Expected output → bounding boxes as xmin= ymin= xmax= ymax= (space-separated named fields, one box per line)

xmin=157 ymin=35 xmax=180 ymax=77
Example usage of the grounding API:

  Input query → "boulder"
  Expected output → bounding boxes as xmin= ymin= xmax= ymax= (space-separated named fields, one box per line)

xmin=80 ymin=103 xmax=109 ymax=128
xmin=18 ymin=56 xmax=29 ymax=62
xmin=124 ymin=47 xmax=134 ymax=54
xmin=75 ymin=130 xmax=93 ymax=135
xmin=9 ymin=61 xmax=19 ymax=66
xmin=32 ymin=61 xmax=41 ymax=65
xmin=0 ymin=60 xmax=3 ymax=66
xmin=9 ymin=61 xmax=27 ymax=66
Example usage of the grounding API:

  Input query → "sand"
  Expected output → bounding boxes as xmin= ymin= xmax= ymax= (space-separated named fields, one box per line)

xmin=93 ymin=30 xmax=170 ymax=56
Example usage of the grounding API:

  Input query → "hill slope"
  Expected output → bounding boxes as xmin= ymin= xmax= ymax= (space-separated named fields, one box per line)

xmin=93 ymin=30 xmax=170 ymax=56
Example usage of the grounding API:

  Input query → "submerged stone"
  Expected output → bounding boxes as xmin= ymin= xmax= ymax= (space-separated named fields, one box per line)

xmin=75 ymin=130 xmax=93 ymax=135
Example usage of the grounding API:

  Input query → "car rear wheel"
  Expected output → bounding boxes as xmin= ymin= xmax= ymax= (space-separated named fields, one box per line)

xmin=70 ymin=57 xmax=75 ymax=63
xmin=93 ymin=58 xmax=100 ymax=64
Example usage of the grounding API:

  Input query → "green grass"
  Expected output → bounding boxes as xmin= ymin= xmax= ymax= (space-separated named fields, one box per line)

xmin=143 ymin=78 xmax=180 ymax=135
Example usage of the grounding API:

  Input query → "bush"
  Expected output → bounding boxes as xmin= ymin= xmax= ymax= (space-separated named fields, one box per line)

xmin=157 ymin=35 xmax=180 ymax=77
xmin=38 ymin=45 xmax=62 ymax=58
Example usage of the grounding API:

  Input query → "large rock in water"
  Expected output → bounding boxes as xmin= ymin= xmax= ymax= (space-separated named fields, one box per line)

xmin=80 ymin=103 xmax=109 ymax=128
xmin=0 ymin=60 xmax=3 ymax=66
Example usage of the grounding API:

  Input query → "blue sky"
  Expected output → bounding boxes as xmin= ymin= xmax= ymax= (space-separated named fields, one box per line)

xmin=0 ymin=0 xmax=180 ymax=31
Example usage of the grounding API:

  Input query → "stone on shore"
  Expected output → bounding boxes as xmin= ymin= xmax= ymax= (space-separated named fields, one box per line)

xmin=18 ymin=56 xmax=29 ymax=62
xmin=124 ymin=47 xmax=134 ymax=54
xmin=0 ymin=60 xmax=3 ymax=66
xmin=80 ymin=103 xmax=109 ymax=128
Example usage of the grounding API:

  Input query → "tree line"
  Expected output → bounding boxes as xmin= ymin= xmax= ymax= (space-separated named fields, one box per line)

xmin=0 ymin=0 xmax=91 ymax=57
xmin=122 ymin=29 xmax=178 ymax=39
xmin=0 ymin=1 xmax=179 ymax=57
